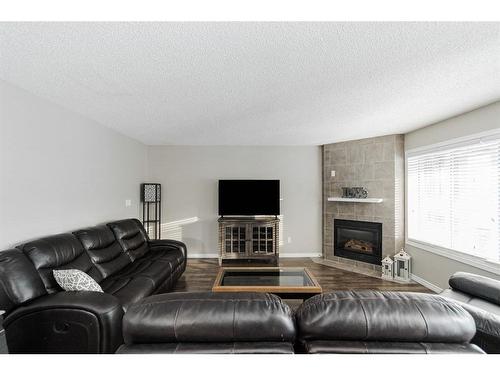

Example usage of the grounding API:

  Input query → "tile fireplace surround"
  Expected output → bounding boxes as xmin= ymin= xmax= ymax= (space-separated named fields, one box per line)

xmin=322 ymin=134 xmax=405 ymax=274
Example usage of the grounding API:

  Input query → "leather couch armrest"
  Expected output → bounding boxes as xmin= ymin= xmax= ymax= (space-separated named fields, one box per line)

xmin=449 ymin=272 xmax=500 ymax=306
xmin=4 ymin=291 xmax=123 ymax=353
xmin=149 ymin=239 xmax=187 ymax=258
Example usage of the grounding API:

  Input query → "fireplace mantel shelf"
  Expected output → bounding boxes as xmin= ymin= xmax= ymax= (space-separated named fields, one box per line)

xmin=327 ymin=197 xmax=384 ymax=203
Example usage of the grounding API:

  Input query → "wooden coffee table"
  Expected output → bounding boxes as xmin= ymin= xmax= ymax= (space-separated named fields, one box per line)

xmin=212 ymin=267 xmax=322 ymax=300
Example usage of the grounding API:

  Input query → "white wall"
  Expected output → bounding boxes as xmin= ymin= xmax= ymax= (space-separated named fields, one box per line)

xmin=0 ymin=80 xmax=147 ymax=248
xmin=405 ymin=101 xmax=500 ymax=290
xmin=147 ymin=146 xmax=322 ymax=257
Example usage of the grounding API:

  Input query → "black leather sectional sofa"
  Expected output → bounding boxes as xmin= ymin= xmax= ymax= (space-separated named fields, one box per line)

xmin=0 ymin=220 xmax=493 ymax=354
xmin=0 ymin=218 xmax=187 ymax=353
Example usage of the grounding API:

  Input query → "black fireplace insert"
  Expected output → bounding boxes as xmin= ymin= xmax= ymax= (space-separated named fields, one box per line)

xmin=334 ymin=219 xmax=382 ymax=265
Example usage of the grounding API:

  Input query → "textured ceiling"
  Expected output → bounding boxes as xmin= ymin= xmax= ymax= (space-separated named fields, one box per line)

xmin=0 ymin=22 xmax=499 ymax=145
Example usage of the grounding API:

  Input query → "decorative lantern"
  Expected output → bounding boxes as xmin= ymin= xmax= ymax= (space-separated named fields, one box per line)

xmin=394 ymin=249 xmax=411 ymax=282
xmin=381 ymin=256 xmax=394 ymax=280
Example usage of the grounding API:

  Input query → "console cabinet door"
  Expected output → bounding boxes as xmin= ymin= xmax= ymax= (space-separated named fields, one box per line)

xmin=223 ymin=224 xmax=248 ymax=256
xmin=250 ymin=223 xmax=275 ymax=255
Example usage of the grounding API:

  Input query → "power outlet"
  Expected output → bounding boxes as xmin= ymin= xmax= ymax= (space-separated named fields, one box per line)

xmin=331 ymin=170 xmax=336 ymax=177
xmin=125 ymin=199 xmax=132 ymax=207
xmin=287 ymin=236 xmax=292 ymax=244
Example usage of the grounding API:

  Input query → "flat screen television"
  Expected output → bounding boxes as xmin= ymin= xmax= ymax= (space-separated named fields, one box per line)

xmin=218 ymin=180 xmax=280 ymax=216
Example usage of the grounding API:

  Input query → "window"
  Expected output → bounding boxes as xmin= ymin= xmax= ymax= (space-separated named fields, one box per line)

xmin=407 ymin=132 xmax=500 ymax=264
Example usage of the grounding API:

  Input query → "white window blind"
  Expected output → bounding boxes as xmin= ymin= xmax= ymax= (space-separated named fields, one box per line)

xmin=407 ymin=133 xmax=500 ymax=264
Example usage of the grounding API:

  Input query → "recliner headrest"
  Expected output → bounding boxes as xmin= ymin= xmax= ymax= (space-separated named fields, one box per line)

xmin=18 ymin=233 xmax=101 ymax=292
xmin=107 ymin=219 xmax=149 ymax=261
xmin=0 ymin=249 xmax=46 ymax=313
xmin=449 ymin=272 xmax=500 ymax=306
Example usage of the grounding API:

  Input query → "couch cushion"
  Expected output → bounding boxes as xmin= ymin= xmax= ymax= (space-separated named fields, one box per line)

xmin=302 ymin=341 xmax=484 ymax=354
xmin=0 ymin=249 xmax=47 ymax=313
xmin=100 ymin=276 xmax=155 ymax=311
xmin=146 ymin=247 xmax=185 ymax=273
xmin=117 ymin=342 xmax=295 ymax=354
xmin=98 ymin=244 xmax=185 ymax=308
xmin=149 ymin=239 xmax=187 ymax=259
xmin=19 ymin=234 xmax=102 ymax=293
xmin=107 ymin=219 xmax=149 ymax=261
xmin=440 ymin=288 xmax=500 ymax=345
xmin=112 ymin=254 xmax=172 ymax=290
xmin=122 ymin=292 xmax=296 ymax=344
xmin=440 ymin=289 xmax=500 ymax=316
xmin=295 ymin=290 xmax=476 ymax=343
xmin=73 ymin=225 xmax=131 ymax=279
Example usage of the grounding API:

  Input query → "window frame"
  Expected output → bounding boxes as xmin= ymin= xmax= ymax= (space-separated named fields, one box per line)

xmin=405 ymin=128 xmax=500 ymax=276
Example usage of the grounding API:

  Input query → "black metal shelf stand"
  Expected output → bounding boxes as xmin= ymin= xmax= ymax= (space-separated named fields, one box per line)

xmin=141 ymin=183 xmax=161 ymax=240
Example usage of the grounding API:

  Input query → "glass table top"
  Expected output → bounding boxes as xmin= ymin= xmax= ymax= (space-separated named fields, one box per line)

xmin=219 ymin=267 xmax=315 ymax=287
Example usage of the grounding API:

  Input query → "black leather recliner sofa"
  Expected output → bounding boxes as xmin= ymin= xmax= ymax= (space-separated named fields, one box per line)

xmin=0 ymin=222 xmax=488 ymax=355
xmin=117 ymin=292 xmax=297 ymax=354
xmin=115 ymin=290 xmax=483 ymax=354
xmin=0 ymin=218 xmax=187 ymax=354
xmin=440 ymin=272 xmax=500 ymax=353
xmin=294 ymin=290 xmax=483 ymax=353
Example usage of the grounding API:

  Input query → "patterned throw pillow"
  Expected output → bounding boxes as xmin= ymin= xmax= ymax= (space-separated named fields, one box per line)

xmin=53 ymin=269 xmax=103 ymax=292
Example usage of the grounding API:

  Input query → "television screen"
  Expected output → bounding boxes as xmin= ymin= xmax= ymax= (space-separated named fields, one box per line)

xmin=218 ymin=180 xmax=280 ymax=216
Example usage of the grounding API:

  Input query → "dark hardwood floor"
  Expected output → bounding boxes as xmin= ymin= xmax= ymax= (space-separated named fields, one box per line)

xmin=173 ymin=258 xmax=431 ymax=296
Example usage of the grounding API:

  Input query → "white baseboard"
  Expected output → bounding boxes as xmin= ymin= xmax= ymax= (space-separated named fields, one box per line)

xmin=188 ymin=253 xmax=218 ymax=259
xmin=411 ymin=274 xmax=443 ymax=293
xmin=279 ymin=253 xmax=322 ymax=258
xmin=188 ymin=253 xmax=322 ymax=259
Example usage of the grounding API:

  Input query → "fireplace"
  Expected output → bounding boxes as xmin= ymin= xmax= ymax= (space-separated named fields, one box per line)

xmin=334 ymin=219 xmax=382 ymax=265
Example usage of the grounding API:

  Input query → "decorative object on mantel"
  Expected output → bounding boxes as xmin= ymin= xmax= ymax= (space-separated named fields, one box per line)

xmin=330 ymin=186 xmax=383 ymax=203
xmin=394 ymin=249 xmax=412 ymax=282
xmin=327 ymin=197 xmax=384 ymax=203
xmin=381 ymin=256 xmax=394 ymax=280
xmin=141 ymin=183 xmax=161 ymax=240
xmin=342 ymin=187 xmax=368 ymax=199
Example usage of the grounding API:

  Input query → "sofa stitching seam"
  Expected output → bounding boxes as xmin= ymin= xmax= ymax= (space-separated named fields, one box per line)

xmin=358 ymin=299 xmax=369 ymax=340
xmin=173 ymin=300 xmax=183 ymax=342
xmin=413 ymin=302 xmax=429 ymax=341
